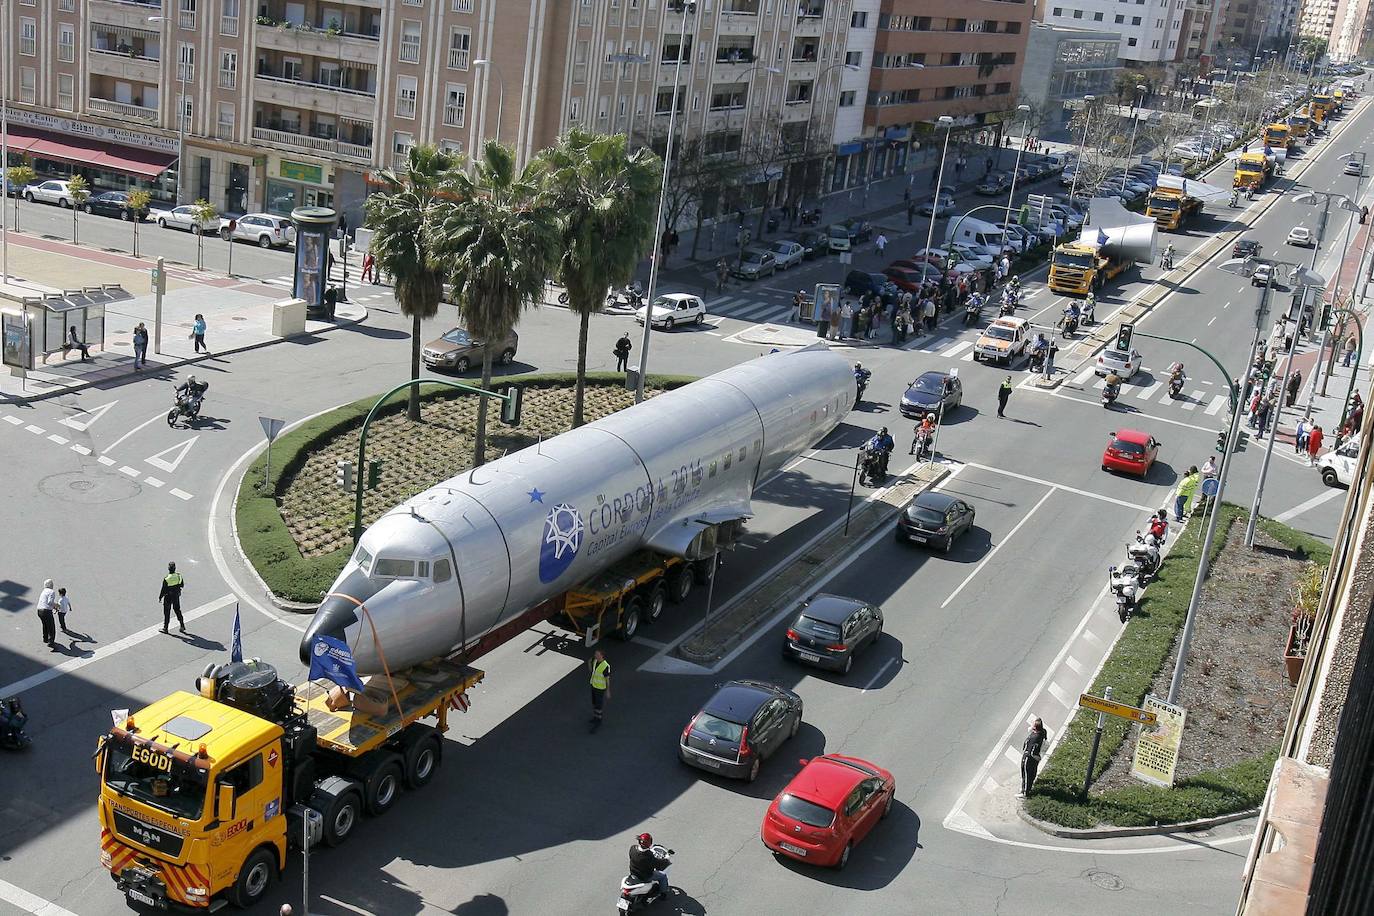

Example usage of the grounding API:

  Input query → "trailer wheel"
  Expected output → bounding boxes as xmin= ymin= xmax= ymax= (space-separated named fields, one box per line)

xmin=617 ymin=597 xmax=644 ymax=640
xmin=361 ymin=754 xmax=404 ymax=816
xmin=645 ymin=584 xmax=667 ymax=623
xmin=229 ymin=847 xmax=277 ymax=908
xmin=312 ymin=778 xmax=362 ymax=847
xmin=667 ymin=567 xmax=693 ymax=603
xmin=402 ymin=729 xmax=442 ymax=788
xmin=691 ymin=558 xmax=716 ymax=586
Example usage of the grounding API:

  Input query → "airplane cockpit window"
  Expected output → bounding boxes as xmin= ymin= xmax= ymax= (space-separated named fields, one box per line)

xmin=352 ymin=545 xmax=374 ymax=574
xmin=417 ymin=561 xmax=430 ymax=578
xmin=373 ymin=558 xmax=417 ymax=578
xmin=434 ymin=559 xmax=452 ymax=583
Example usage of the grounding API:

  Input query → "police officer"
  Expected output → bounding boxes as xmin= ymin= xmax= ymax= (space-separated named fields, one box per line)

xmin=159 ymin=562 xmax=185 ymax=634
xmin=588 ymin=648 xmax=611 ymax=732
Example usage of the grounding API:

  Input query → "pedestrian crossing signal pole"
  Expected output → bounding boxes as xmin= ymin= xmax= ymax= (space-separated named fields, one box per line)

xmin=153 ymin=257 xmax=166 ymax=355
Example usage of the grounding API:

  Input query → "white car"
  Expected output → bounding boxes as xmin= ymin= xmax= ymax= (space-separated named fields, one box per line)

xmin=1344 ymin=159 xmax=1364 ymax=176
xmin=919 ymin=192 xmax=956 ymax=217
xmin=944 ymin=243 xmax=994 ymax=269
xmin=1251 ymin=263 xmax=1275 ymax=286
xmin=1287 ymin=226 xmax=1314 ymax=247
xmin=635 ymin=292 xmax=707 ymax=329
xmin=158 ymin=205 xmax=220 ymax=234
xmin=1318 ymin=434 xmax=1360 ymax=486
xmin=767 ymin=240 xmax=805 ymax=270
xmin=222 ymin=212 xmax=296 ymax=248
xmin=24 ymin=179 xmax=74 ymax=207
xmin=1096 ymin=347 xmax=1143 ymax=379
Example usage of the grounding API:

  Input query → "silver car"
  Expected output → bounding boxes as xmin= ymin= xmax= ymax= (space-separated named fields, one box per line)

xmin=221 ymin=212 xmax=296 ymax=248
xmin=157 ymin=205 xmax=220 ymax=234
xmin=768 ymin=240 xmax=806 ymax=270
xmin=24 ymin=179 xmax=74 ymax=207
xmin=731 ymin=247 xmax=777 ymax=280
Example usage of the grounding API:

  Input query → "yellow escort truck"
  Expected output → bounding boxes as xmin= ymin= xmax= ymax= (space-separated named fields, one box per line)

xmin=1311 ymin=95 xmax=1334 ymax=124
xmin=1263 ymin=122 xmax=1293 ymax=152
xmin=1048 ymin=238 xmax=1132 ymax=295
xmin=1145 ymin=175 xmax=1203 ymax=231
xmin=97 ymin=657 xmax=484 ymax=910
xmin=1233 ymin=152 xmax=1273 ymax=191
xmin=1289 ymin=112 xmax=1311 ymax=139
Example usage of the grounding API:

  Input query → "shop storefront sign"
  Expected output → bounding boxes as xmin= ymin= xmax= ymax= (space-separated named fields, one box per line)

xmin=280 ymin=160 xmax=324 ymax=184
xmin=1 ymin=106 xmax=178 ymax=154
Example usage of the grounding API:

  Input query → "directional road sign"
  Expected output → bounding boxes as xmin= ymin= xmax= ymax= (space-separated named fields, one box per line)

xmin=1078 ymin=693 xmax=1158 ymax=725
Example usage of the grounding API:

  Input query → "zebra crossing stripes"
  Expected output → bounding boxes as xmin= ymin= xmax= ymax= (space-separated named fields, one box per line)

xmin=1205 ymin=395 xmax=1228 ymax=415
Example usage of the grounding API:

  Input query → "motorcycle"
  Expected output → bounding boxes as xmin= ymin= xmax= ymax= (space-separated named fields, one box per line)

xmin=1081 ymin=297 xmax=1096 ymax=325
xmin=0 ymin=698 xmax=31 ymax=751
xmin=859 ymin=446 xmax=888 ymax=487
xmin=607 ymin=282 xmax=645 ymax=310
xmin=1029 ymin=349 xmax=1046 ymax=375
xmin=854 ymin=369 xmax=871 ymax=403
xmin=1126 ymin=531 xmax=1162 ymax=581
xmin=799 ymin=207 xmax=821 ymax=226
xmin=1230 ymin=191 xmax=1240 ymax=208
xmin=1060 ymin=313 xmax=1079 ymax=339
xmin=167 ymin=383 xmax=208 ymax=428
xmin=963 ymin=299 xmax=982 ymax=326
xmin=1169 ymin=375 xmax=1185 ymax=398
xmin=1102 ymin=382 xmax=1120 ymax=407
xmin=998 ymin=300 xmax=1016 ymax=318
xmin=1107 ymin=565 xmax=1139 ymax=623
xmin=618 ymin=845 xmax=674 ymax=913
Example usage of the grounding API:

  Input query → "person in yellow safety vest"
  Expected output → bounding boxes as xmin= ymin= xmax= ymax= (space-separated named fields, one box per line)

xmin=159 ymin=561 xmax=185 ymax=634
xmin=588 ymin=648 xmax=611 ymax=732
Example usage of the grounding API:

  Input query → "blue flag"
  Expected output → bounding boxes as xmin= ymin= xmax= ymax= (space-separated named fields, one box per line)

xmin=1097 ymin=227 xmax=1109 ymax=246
xmin=230 ymin=603 xmax=243 ymax=663
xmin=308 ymin=634 xmax=366 ymax=691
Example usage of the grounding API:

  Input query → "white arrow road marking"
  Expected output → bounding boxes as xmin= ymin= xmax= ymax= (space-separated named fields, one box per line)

xmin=145 ymin=436 xmax=199 ymax=473
xmin=58 ymin=400 xmax=118 ymax=432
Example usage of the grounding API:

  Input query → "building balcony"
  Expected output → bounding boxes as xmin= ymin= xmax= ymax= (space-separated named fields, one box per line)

xmin=255 ymin=19 xmax=380 ymax=59
xmin=88 ymin=48 xmax=161 ymax=83
xmin=783 ymin=99 xmax=814 ymax=121
xmin=89 ymin=0 xmax=165 ymax=30
xmin=88 ymin=96 xmax=159 ymax=123
xmin=251 ymin=126 xmax=373 ymax=164
xmin=253 ymin=73 xmax=377 ymax=121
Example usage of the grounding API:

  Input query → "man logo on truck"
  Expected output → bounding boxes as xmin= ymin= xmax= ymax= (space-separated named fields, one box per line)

xmin=539 ymin=502 xmax=584 ymax=583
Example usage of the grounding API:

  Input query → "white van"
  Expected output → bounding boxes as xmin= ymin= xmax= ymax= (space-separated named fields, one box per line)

xmin=944 ymin=216 xmax=1007 ymax=258
xmin=1318 ymin=435 xmax=1361 ymax=487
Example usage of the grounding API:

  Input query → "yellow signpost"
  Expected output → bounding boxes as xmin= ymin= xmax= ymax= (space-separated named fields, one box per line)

xmin=1078 ymin=693 xmax=1159 ymax=725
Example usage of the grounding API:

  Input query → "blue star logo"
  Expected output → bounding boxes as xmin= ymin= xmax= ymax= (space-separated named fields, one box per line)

xmin=528 ymin=487 xmax=545 ymax=504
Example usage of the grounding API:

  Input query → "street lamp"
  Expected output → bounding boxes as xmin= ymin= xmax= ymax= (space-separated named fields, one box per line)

xmin=1 ymin=0 xmax=10 ymax=283
xmin=730 ymin=63 xmax=781 ymax=257
xmin=149 ymin=16 xmax=189 ymax=206
xmin=919 ymin=115 xmax=956 ymax=282
xmin=473 ymin=59 xmax=504 ymax=145
xmin=1122 ymin=85 xmax=1146 ymax=191
xmin=1067 ymin=95 xmax=1095 ymax=204
xmin=1001 ymin=104 xmax=1032 ymax=249
xmin=1293 ymin=187 xmax=1362 ymax=397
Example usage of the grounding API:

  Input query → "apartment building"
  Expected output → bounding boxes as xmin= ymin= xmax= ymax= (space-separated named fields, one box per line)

xmin=0 ymin=0 xmax=861 ymax=226
xmin=1019 ymin=22 xmax=1121 ymax=128
xmin=1036 ymin=0 xmax=1188 ymax=63
xmin=1299 ymin=0 xmax=1341 ymax=47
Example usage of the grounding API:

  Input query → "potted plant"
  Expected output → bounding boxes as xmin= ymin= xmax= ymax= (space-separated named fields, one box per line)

xmin=1284 ymin=561 xmax=1325 ymax=685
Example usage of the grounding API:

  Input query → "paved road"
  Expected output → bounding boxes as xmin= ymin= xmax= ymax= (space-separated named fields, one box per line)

xmin=1 ymin=99 xmax=1368 ymax=915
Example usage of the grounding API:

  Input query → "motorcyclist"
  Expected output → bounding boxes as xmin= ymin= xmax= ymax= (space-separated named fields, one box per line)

xmin=1104 ymin=370 xmax=1122 ymax=400
xmin=628 ymin=833 xmax=670 ymax=899
xmin=1230 ymin=188 xmax=1240 ymax=207
xmin=175 ymin=375 xmax=209 ymax=407
xmin=0 ymin=697 xmax=28 ymax=748
xmin=854 ymin=362 xmax=871 ymax=398
xmin=911 ymin=414 xmax=936 ymax=457
xmin=1082 ymin=291 xmax=1096 ymax=323
xmin=1062 ymin=303 xmax=1080 ymax=335
xmin=1169 ymin=361 xmax=1187 ymax=392
xmin=1162 ymin=244 xmax=1175 ymax=270
xmin=1008 ymin=275 xmax=1022 ymax=295
xmin=868 ymin=427 xmax=895 ymax=476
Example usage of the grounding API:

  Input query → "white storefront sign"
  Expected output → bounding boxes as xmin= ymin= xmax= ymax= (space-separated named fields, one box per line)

xmin=2 ymin=106 xmax=178 ymax=154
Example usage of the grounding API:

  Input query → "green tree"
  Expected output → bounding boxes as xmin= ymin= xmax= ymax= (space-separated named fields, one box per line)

xmin=362 ymin=144 xmax=463 ymax=421
xmin=443 ymin=140 xmax=560 ymax=465
xmin=189 ymin=199 xmax=218 ymax=270
xmin=536 ymin=128 xmax=661 ymax=427
xmin=7 ymin=163 xmax=36 ymax=232
xmin=67 ymin=175 xmax=90 ymax=245
xmin=127 ymin=189 xmax=152 ymax=258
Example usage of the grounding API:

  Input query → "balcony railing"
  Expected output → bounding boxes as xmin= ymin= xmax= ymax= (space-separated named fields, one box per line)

xmin=88 ymin=97 xmax=159 ymax=121
xmin=397 ymin=97 xmax=417 ymax=118
xmin=716 ymin=50 xmax=756 ymax=64
xmin=178 ymin=9 xmax=195 ymax=28
xmin=443 ymin=105 xmax=464 ymax=126
xmin=253 ymin=125 xmax=335 ymax=153
xmin=91 ymin=0 xmax=161 ymax=6
xmin=448 ymin=47 xmax=469 ymax=68
xmin=255 ymin=72 xmax=376 ymax=97
xmin=91 ymin=46 xmax=160 ymax=62
xmin=338 ymin=141 xmax=372 ymax=161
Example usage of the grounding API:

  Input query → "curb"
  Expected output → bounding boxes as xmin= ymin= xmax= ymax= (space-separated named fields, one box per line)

xmin=1016 ymin=804 xmax=1258 ymax=839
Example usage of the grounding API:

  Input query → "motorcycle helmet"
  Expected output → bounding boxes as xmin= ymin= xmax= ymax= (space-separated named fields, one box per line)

xmin=637 ymin=833 xmax=653 ymax=848
xmin=879 ymin=427 xmax=888 ymax=435
xmin=854 ymin=362 xmax=863 ymax=370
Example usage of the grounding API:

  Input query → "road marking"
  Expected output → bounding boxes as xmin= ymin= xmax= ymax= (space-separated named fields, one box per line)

xmin=1073 ymin=367 xmax=1096 ymax=385
xmin=96 ymin=455 xmax=114 ymax=466
xmin=862 ymin=657 xmax=898 ymax=694
xmin=1274 ymin=487 xmax=1345 ymax=522
xmin=1206 ymin=395 xmax=1228 ymax=415
xmin=145 ymin=435 xmax=199 ymax=473
xmin=1047 ymin=681 xmax=1074 ymax=708
xmin=58 ymin=399 xmax=118 ymax=432
xmin=104 ymin=409 xmax=174 ymax=454
xmin=46 ymin=434 xmax=68 ymax=445
xmin=70 ymin=444 xmax=91 ymax=456
xmin=1136 ymin=381 xmax=1163 ymax=400
xmin=1033 ymin=387 xmax=1224 ymax=434
xmin=24 ymin=424 xmax=43 ymax=434
xmin=3 ymin=415 xmax=20 ymax=425
xmin=631 ymin=635 xmax=668 ymax=650
xmin=961 ymin=351 xmax=976 ymax=362
xmin=0 ymin=877 xmax=82 ymax=916
xmin=144 ymin=476 xmax=165 ymax=488
xmin=1182 ymin=389 xmax=1205 ymax=410
xmin=943 ymin=340 xmax=973 ymax=358
xmin=118 ymin=465 xmax=140 ymax=477
xmin=1207 ymin=316 xmax=1216 ymax=326
xmin=1002 ymin=746 xmax=1021 ymax=767
xmin=1063 ymin=655 xmax=1085 ymax=675
xmin=982 ymin=776 xmax=1000 ymax=795
xmin=941 ymin=487 xmax=1055 ymax=609
xmin=0 ymin=594 xmax=237 ymax=697
xmin=169 ymin=487 xmax=194 ymax=501
xmin=961 ymin=461 xmax=1154 ymax=511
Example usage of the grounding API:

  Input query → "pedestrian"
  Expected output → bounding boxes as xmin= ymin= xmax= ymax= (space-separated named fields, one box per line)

xmin=840 ymin=302 xmax=854 ymax=339
xmin=999 ymin=254 xmax=1010 ymax=281
xmin=191 ymin=314 xmax=209 ymax=354
xmin=1344 ymin=334 xmax=1358 ymax=367
xmin=829 ymin=303 xmax=841 ymax=340
xmin=1308 ymin=424 xmax=1325 ymax=463
xmin=997 ymin=376 xmax=1012 ymax=417
xmin=1256 ymin=397 xmax=1273 ymax=438
xmin=1020 ymin=718 xmax=1047 ymax=797
xmin=132 ymin=322 xmax=149 ymax=370
xmin=1286 ymin=370 xmax=1302 ymax=407
xmin=930 ymin=168 xmax=938 ymax=188
xmin=1295 ymin=415 xmax=1312 ymax=453
xmin=903 ymin=187 xmax=911 ymax=205
xmin=875 ymin=233 xmax=888 ymax=256
xmin=715 ymin=258 xmax=729 ymax=295
xmin=361 ymin=250 xmax=375 ymax=283
xmin=906 ymin=201 xmax=916 ymax=226
xmin=613 ymin=334 xmax=632 ymax=372
xmin=36 ymin=578 xmax=57 ymax=645
xmin=1176 ymin=466 xmax=1199 ymax=520
xmin=659 ymin=228 xmax=674 ymax=261
xmin=588 ymin=648 xmax=611 ymax=731
xmin=63 ymin=325 xmax=91 ymax=362
xmin=56 ymin=587 xmax=73 ymax=634
xmin=922 ymin=297 xmax=936 ymax=334
xmin=159 ymin=561 xmax=185 ymax=634
xmin=792 ymin=289 xmax=806 ymax=323
xmin=1044 ymin=339 xmax=1058 ymax=379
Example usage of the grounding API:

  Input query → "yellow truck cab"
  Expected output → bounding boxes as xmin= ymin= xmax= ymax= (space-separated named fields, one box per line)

xmin=97 ymin=658 xmax=483 ymax=910
xmin=1145 ymin=177 xmax=1202 ymax=231
xmin=1289 ymin=113 xmax=1311 ymax=138
xmin=1311 ymin=95 xmax=1334 ymax=123
xmin=1234 ymin=152 xmax=1272 ymax=190
xmin=1048 ymin=241 xmax=1129 ymax=295
xmin=1333 ymin=88 xmax=1346 ymax=109
xmin=1263 ymin=123 xmax=1292 ymax=151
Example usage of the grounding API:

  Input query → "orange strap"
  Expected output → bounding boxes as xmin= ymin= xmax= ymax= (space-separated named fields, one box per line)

xmin=322 ymin=592 xmax=403 ymax=718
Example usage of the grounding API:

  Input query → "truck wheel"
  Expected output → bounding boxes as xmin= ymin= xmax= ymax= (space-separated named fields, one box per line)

xmin=361 ymin=754 xmax=404 ymax=816
xmin=691 ymin=558 xmax=716 ymax=585
xmin=402 ymin=729 xmax=442 ymax=788
xmin=645 ymin=584 xmax=667 ymax=623
xmin=229 ymin=847 xmax=276 ymax=908
xmin=617 ymin=597 xmax=644 ymax=640
xmin=667 ymin=567 xmax=693 ymax=603
xmin=313 ymin=779 xmax=362 ymax=847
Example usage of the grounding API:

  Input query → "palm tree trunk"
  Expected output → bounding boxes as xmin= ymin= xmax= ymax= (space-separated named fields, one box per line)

xmin=474 ymin=349 xmax=494 ymax=466
xmin=408 ymin=313 xmax=422 ymax=422
xmin=572 ymin=306 xmax=590 ymax=428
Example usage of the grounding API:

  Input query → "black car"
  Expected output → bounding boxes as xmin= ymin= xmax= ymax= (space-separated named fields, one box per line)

xmin=83 ymin=190 xmax=146 ymax=221
xmin=796 ymin=228 xmax=827 ymax=260
xmin=896 ymin=490 xmax=976 ymax=553
xmin=1233 ymin=238 xmax=1263 ymax=259
xmin=783 ymin=594 xmax=884 ymax=674
xmin=900 ymin=371 xmax=963 ymax=418
xmin=843 ymin=269 xmax=889 ymax=298
xmin=678 ymin=680 xmax=803 ymax=783
xmin=841 ymin=218 xmax=873 ymax=243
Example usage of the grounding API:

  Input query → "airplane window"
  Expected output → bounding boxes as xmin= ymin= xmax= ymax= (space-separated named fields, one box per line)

xmin=434 ymin=559 xmax=452 ymax=583
xmin=417 ymin=561 xmax=430 ymax=578
xmin=723 ymin=451 xmax=733 ymax=470
xmin=709 ymin=461 xmax=717 ymax=478
xmin=352 ymin=545 xmax=373 ymax=574
xmin=373 ymin=558 xmax=416 ymax=578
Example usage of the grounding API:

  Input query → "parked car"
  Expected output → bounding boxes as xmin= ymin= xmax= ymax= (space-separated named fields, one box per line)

xmin=421 ymin=326 xmax=519 ymax=373
xmin=157 ymin=204 xmax=220 ymax=234
xmin=635 ymin=292 xmax=707 ymax=329
xmin=900 ymin=370 xmax=962 ymax=418
xmin=24 ymin=179 xmax=74 ymax=207
xmin=782 ymin=594 xmax=884 ymax=674
xmin=975 ymin=175 xmax=1008 ymax=196
xmin=222 ymin=213 xmax=296 ymax=248
xmin=83 ymin=190 xmax=147 ymax=221
xmin=918 ymin=192 xmax=955 ymax=217
xmin=882 ymin=266 xmax=925 ymax=293
xmin=1102 ymin=428 xmax=1160 ymax=477
xmin=761 ymin=754 xmax=896 ymax=869
xmin=842 ymin=270 xmax=892 ymax=299
xmin=732 ymin=247 xmax=777 ymax=280
xmin=796 ymin=229 xmax=827 ymax=260
xmin=827 ymin=223 xmax=854 ymax=252
xmin=768 ymin=239 xmax=806 ymax=270
xmin=895 ymin=490 xmax=976 ymax=552
xmin=945 ymin=243 xmax=994 ymax=269
xmin=840 ymin=218 xmax=873 ymax=244
xmin=678 ymin=680 xmax=803 ymax=783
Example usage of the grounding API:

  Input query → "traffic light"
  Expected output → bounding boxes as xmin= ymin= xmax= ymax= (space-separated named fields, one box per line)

xmin=335 ymin=460 xmax=353 ymax=491
xmin=1116 ymin=323 xmax=1134 ymax=352
xmin=1216 ymin=429 xmax=1228 ymax=453
xmin=500 ymin=383 xmax=524 ymax=426
xmin=367 ymin=459 xmax=382 ymax=490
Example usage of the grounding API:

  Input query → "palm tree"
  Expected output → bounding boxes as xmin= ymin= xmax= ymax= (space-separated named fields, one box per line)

xmin=363 ymin=144 xmax=463 ymax=421
xmin=535 ymin=128 xmax=662 ymax=427
xmin=443 ymin=140 xmax=560 ymax=465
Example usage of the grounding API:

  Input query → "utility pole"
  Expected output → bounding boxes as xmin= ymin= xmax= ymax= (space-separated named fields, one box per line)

xmin=153 ymin=256 xmax=166 ymax=355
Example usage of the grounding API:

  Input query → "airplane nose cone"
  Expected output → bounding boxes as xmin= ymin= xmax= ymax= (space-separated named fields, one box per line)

xmin=299 ymin=594 xmax=360 ymax=664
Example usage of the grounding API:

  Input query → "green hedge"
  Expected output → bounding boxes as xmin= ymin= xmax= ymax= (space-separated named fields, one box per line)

xmin=1025 ymin=504 xmax=1331 ymax=829
xmin=235 ymin=372 xmax=697 ymax=604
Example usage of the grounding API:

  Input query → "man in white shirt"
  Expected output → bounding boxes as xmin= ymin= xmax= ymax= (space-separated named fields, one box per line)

xmin=36 ymin=579 xmax=57 ymax=645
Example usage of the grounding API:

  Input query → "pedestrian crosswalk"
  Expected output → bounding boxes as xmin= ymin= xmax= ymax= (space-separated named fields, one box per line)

xmin=707 ymin=293 xmax=793 ymax=324
xmin=1071 ymin=368 xmax=1232 ymax=417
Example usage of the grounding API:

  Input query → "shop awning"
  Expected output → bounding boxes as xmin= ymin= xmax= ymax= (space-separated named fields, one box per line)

xmin=3 ymin=124 xmax=175 ymax=178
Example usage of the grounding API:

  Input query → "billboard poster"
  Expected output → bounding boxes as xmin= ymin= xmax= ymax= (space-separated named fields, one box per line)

xmin=3 ymin=311 xmax=31 ymax=371
xmin=1131 ymin=694 xmax=1187 ymax=787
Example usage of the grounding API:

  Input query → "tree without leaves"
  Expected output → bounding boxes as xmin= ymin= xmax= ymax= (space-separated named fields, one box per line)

xmin=535 ymin=128 xmax=662 ymax=428
xmin=1066 ymin=99 xmax=1126 ymax=195
xmin=443 ymin=140 xmax=561 ymax=466
xmin=363 ymin=144 xmax=464 ymax=422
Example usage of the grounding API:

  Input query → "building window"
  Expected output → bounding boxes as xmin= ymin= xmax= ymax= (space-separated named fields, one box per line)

xmin=59 ymin=0 xmax=74 ymax=9
xmin=1127 ymin=36 xmax=1138 ymax=45
xmin=178 ymin=43 xmax=195 ymax=82
xmin=400 ymin=21 xmax=421 ymax=63
xmin=448 ymin=27 xmax=471 ymax=69
xmin=403 ymin=0 xmax=423 ymax=5
xmin=218 ymin=50 xmax=237 ymax=89
xmin=179 ymin=0 xmax=196 ymax=30
xmin=444 ymin=83 xmax=467 ymax=126
xmin=217 ymin=102 xmax=235 ymax=140
xmin=1093 ymin=11 xmax=1102 ymax=19
xmin=1052 ymin=6 xmax=1062 ymax=13
xmin=569 ymin=96 xmax=582 ymax=121
xmin=597 ymin=95 xmax=608 ymax=120
xmin=838 ymin=90 xmax=856 ymax=106
xmin=19 ymin=18 xmax=35 ymax=56
xmin=1072 ymin=9 xmax=1082 ymax=17
xmin=58 ymin=24 xmax=75 ymax=62
xmin=397 ymin=76 xmax=418 ymax=119
xmin=1151 ymin=39 xmax=1159 ymax=48
xmin=453 ymin=0 xmax=474 ymax=10
xmin=1115 ymin=14 xmax=1124 ymax=22
xmin=179 ymin=97 xmax=192 ymax=132
xmin=19 ymin=67 xmax=34 ymax=103
xmin=844 ymin=51 xmax=862 ymax=67
xmin=58 ymin=74 xmax=74 ymax=111
xmin=392 ymin=131 xmax=414 ymax=168
xmin=1132 ymin=16 xmax=1141 ymax=23
xmin=221 ymin=0 xmax=240 ymax=36
xmin=850 ymin=10 xmax=867 ymax=27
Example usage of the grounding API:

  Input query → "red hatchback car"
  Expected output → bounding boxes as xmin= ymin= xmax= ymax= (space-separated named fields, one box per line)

xmin=761 ymin=754 xmax=895 ymax=869
xmin=1102 ymin=428 xmax=1161 ymax=477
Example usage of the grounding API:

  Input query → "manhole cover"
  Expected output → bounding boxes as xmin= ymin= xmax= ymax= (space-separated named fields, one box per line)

xmin=1083 ymin=869 xmax=1126 ymax=891
xmin=39 ymin=470 xmax=140 ymax=504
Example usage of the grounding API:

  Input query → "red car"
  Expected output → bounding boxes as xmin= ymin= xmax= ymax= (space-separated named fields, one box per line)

xmin=761 ymin=754 xmax=895 ymax=869
xmin=1102 ymin=428 xmax=1161 ymax=477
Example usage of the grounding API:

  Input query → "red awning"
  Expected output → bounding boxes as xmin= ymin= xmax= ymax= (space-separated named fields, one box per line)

xmin=3 ymin=124 xmax=175 ymax=178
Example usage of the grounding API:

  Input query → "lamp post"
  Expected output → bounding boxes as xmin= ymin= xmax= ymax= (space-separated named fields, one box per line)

xmin=635 ymin=0 xmax=697 ymax=404
xmin=473 ymin=59 xmax=505 ymax=145
xmin=1 ymin=0 xmax=9 ymax=284
xmin=814 ymin=62 xmax=861 ymax=210
xmin=1122 ymin=85 xmax=1146 ymax=191
xmin=1001 ymin=104 xmax=1032 ymax=247
xmin=149 ymin=16 xmax=188 ymax=206
xmin=1067 ymin=95 xmax=1095 ymax=204
xmin=1292 ymin=188 xmax=1361 ymax=404
xmin=736 ymin=62 xmax=783 ymax=246
xmin=919 ymin=115 xmax=955 ymax=284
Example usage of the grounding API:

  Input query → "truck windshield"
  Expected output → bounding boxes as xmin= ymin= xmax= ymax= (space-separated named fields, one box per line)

xmin=1054 ymin=252 xmax=1095 ymax=269
xmin=104 ymin=740 xmax=208 ymax=820
xmin=1150 ymin=197 xmax=1180 ymax=212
